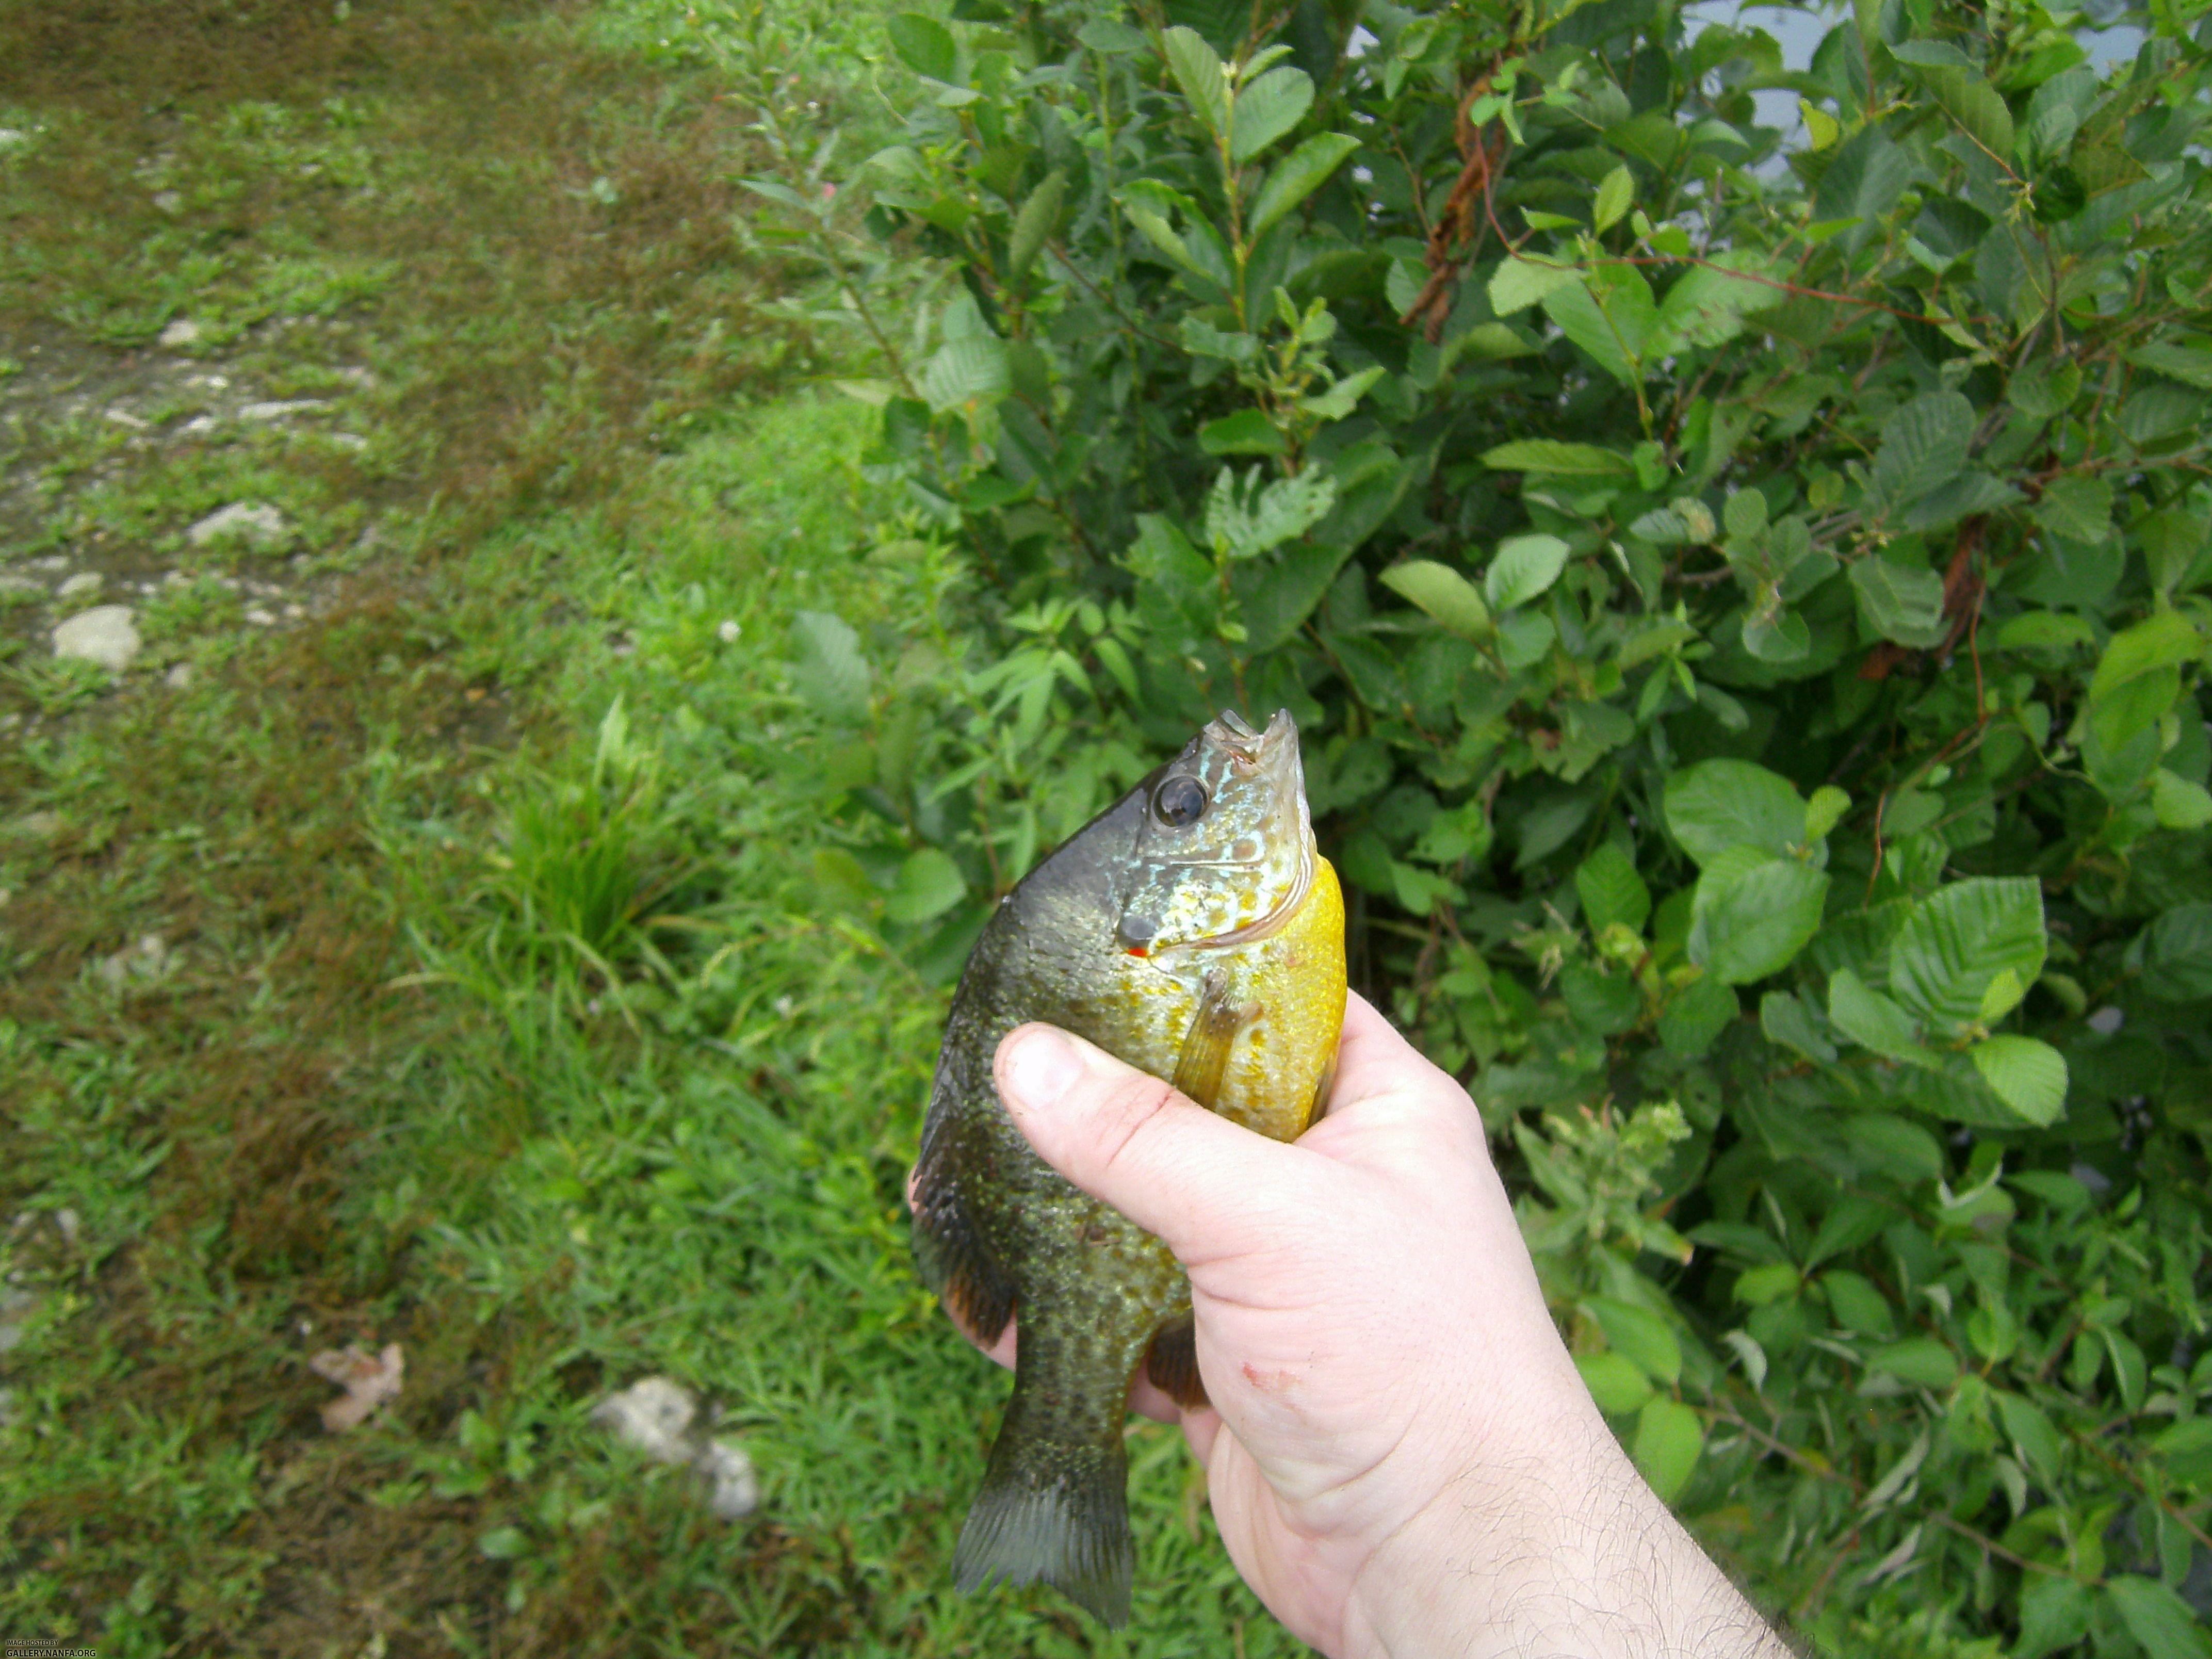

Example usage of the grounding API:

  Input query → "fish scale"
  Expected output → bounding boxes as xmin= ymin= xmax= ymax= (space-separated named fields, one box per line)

xmin=910 ymin=709 xmax=1346 ymax=1627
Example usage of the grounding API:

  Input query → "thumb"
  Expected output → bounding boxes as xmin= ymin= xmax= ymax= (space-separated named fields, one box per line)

xmin=993 ymin=1022 xmax=1324 ymax=1268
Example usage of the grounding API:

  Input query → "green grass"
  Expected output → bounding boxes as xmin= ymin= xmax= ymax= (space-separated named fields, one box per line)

xmin=0 ymin=4 xmax=1308 ymax=1653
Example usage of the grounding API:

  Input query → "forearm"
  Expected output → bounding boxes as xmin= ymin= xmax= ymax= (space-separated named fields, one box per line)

xmin=1342 ymin=1421 xmax=1792 ymax=1659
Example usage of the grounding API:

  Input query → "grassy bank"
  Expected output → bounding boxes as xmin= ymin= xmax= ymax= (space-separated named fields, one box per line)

xmin=3 ymin=2 xmax=1294 ymax=1652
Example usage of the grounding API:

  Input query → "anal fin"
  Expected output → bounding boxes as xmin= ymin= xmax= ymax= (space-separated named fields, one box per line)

xmin=1144 ymin=1321 xmax=1208 ymax=1410
xmin=1171 ymin=970 xmax=1253 ymax=1111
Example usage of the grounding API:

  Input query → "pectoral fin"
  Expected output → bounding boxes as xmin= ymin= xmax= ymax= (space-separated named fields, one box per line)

xmin=1170 ymin=972 xmax=1251 ymax=1111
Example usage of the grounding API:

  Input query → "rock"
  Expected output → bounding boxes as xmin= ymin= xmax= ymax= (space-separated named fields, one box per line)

xmin=591 ymin=1377 xmax=760 ymax=1521
xmin=152 ymin=189 xmax=183 ymax=213
xmin=696 ymin=1438 xmax=760 ymax=1519
xmin=95 ymin=933 xmax=175 ymax=990
xmin=165 ymin=663 xmax=194 ymax=689
xmin=718 ymin=619 xmax=742 ymax=643
xmin=239 ymin=399 xmax=328 ymax=422
xmin=310 ymin=1342 xmax=405 ymax=1433
xmin=244 ymin=606 xmax=276 ymax=627
xmin=0 ymin=1287 xmax=35 ymax=1355
xmin=104 ymin=407 xmax=150 ymax=430
xmin=0 ymin=576 xmax=39 ymax=598
xmin=159 ymin=318 xmax=202 ymax=348
xmin=0 ymin=128 xmax=27 ymax=151
xmin=591 ymin=1376 xmax=697 ymax=1465
xmin=57 ymin=571 xmax=102 ymax=599
xmin=188 ymin=501 xmax=289 ymax=550
xmin=52 ymin=605 xmax=140 ymax=671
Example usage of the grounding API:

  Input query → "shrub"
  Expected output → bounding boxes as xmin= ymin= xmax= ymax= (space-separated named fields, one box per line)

xmin=774 ymin=0 xmax=2212 ymax=1648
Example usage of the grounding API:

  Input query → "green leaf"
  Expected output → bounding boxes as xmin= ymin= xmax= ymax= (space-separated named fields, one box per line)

xmin=2139 ymin=903 xmax=2212 ymax=1002
xmin=1591 ymin=165 xmax=1633 ymax=232
xmin=1870 ymin=390 xmax=1975 ymax=512
xmin=1659 ymin=973 xmax=1738 ymax=1059
xmin=1587 ymin=1297 xmax=1681 ymax=1385
xmin=2008 ymin=357 xmax=2083 ymax=419
xmin=2090 ymin=610 xmax=2203 ymax=705
xmin=1804 ymin=785 xmax=1850 ymax=842
xmin=2154 ymin=769 xmax=2212 ymax=830
xmin=1542 ymin=279 xmax=1636 ymax=384
xmin=1889 ymin=877 xmax=2047 ymax=1033
xmin=1867 ymin=1336 xmax=1959 ymax=1388
xmin=1379 ymin=560 xmax=1492 ymax=640
xmin=2014 ymin=1578 xmax=2092 ymax=1659
xmin=1488 ymin=255 xmax=1576 ymax=316
xmin=1248 ymin=133 xmax=1359 ymax=237
xmin=1229 ymin=65 xmax=1313 ymax=163
xmin=884 ymin=847 xmax=968 ymax=925
xmin=1005 ymin=170 xmax=1066 ymax=279
xmin=1198 ymin=409 xmax=1288 ymax=456
xmin=1994 ymin=1390 xmax=2063 ymax=1485
xmin=887 ymin=12 xmax=958 ymax=82
xmin=1970 ymin=1035 xmax=2069 ymax=1126
xmin=1485 ymin=534 xmax=1569 ymax=611
xmin=1848 ymin=557 xmax=1948 ymax=648
xmin=1632 ymin=1397 xmax=1704 ymax=1503
xmin=918 ymin=333 xmax=1010 ymax=413
xmin=1651 ymin=256 xmax=1782 ymax=352
xmin=1761 ymin=989 xmax=1837 ymax=1062
xmin=2105 ymin=1577 xmax=2212 ymax=1659
xmin=1203 ymin=466 xmax=1337 ymax=560
xmin=1162 ymin=27 xmax=1229 ymax=138
xmin=1828 ymin=968 xmax=1934 ymax=1064
xmin=790 ymin=610 xmax=872 ymax=723
xmin=2030 ymin=474 xmax=2111 ymax=543
xmin=1890 ymin=39 xmax=2015 ymax=164
xmin=1689 ymin=856 xmax=1830 ymax=984
xmin=1576 ymin=843 xmax=1651 ymax=935
xmin=2129 ymin=343 xmax=2212 ymax=391
xmin=1479 ymin=440 xmax=1634 ymax=477
xmin=1576 ymin=1351 xmax=1654 ymax=1414
xmin=1663 ymin=758 xmax=1807 ymax=865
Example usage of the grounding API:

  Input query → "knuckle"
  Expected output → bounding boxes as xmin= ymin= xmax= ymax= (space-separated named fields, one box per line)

xmin=1091 ymin=1070 xmax=1181 ymax=1182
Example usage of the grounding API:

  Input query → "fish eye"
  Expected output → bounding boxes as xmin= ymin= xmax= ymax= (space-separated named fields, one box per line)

xmin=1153 ymin=775 xmax=1209 ymax=827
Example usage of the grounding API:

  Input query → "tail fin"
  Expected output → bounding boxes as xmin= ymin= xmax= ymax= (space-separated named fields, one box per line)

xmin=953 ymin=1411 xmax=1133 ymax=1628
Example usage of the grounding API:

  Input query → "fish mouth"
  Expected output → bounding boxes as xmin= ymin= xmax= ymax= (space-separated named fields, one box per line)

xmin=1180 ymin=708 xmax=1316 ymax=950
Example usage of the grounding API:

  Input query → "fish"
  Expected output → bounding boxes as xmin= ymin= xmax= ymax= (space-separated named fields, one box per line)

xmin=909 ymin=708 xmax=1346 ymax=1627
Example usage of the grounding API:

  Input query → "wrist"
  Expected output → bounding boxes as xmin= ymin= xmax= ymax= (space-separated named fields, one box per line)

xmin=1341 ymin=1403 xmax=1787 ymax=1659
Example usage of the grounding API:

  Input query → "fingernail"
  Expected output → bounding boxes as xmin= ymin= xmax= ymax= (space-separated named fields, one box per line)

xmin=1001 ymin=1026 xmax=1083 ymax=1114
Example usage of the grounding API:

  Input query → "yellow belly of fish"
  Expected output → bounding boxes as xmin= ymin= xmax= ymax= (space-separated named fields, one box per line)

xmin=1211 ymin=857 xmax=1346 ymax=1141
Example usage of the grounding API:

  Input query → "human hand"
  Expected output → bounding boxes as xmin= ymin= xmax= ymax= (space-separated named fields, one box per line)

xmin=915 ymin=991 xmax=1789 ymax=1659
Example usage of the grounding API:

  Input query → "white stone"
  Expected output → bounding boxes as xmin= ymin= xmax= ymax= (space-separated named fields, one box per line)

xmin=337 ymin=366 xmax=376 ymax=388
xmin=244 ymin=606 xmax=276 ymax=626
xmin=591 ymin=1376 xmax=698 ymax=1465
xmin=104 ymin=407 xmax=150 ymax=430
xmin=0 ymin=576 xmax=39 ymax=597
xmin=239 ymin=399 xmax=328 ymax=422
xmin=718 ymin=619 xmax=742 ymax=643
xmin=57 ymin=571 xmax=101 ymax=599
xmin=188 ymin=501 xmax=289 ymax=549
xmin=159 ymin=319 xmax=202 ymax=348
xmin=165 ymin=663 xmax=194 ymax=689
xmin=694 ymin=1438 xmax=759 ymax=1519
xmin=0 ymin=128 xmax=27 ymax=152
xmin=52 ymin=605 xmax=140 ymax=671
xmin=152 ymin=189 xmax=183 ymax=213
xmin=329 ymin=432 xmax=368 ymax=451
xmin=180 ymin=415 xmax=218 ymax=437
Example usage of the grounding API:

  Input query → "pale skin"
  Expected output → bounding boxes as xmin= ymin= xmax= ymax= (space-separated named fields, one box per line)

xmin=910 ymin=991 xmax=1795 ymax=1658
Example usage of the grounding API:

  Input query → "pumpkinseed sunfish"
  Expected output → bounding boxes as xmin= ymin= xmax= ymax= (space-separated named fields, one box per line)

xmin=910 ymin=708 xmax=1346 ymax=1626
